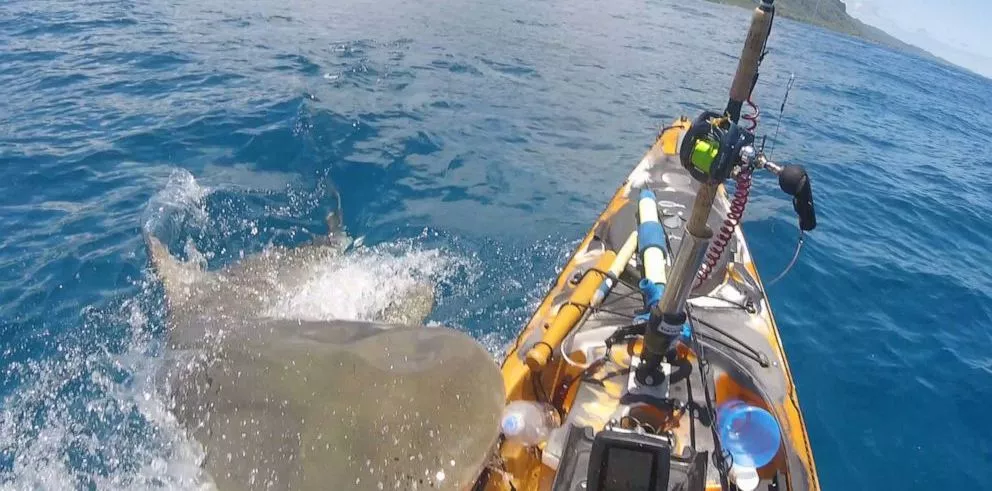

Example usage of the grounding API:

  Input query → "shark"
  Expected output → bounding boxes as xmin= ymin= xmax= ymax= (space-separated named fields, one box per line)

xmin=145 ymin=216 xmax=505 ymax=490
xmin=144 ymin=212 xmax=436 ymax=325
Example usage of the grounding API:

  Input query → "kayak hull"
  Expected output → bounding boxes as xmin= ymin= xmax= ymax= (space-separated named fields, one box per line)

xmin=485 ymin=120 xmax=819 ymax=491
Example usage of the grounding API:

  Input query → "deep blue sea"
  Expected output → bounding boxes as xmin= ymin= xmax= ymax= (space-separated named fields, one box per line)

xmin=2 ymin=0 xmax=992 ymax=489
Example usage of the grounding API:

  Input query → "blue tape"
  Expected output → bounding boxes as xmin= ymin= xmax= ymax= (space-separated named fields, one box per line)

xmin=595 ymin=281 xmax=611 ymax=300
xmin=638 ymin=188 xmax=667 ymax=254
xmin=638 ymin=221 xmax=666 ymax=254
xmin=633 ymin=313 xmax=689 ymax=342
xmin=638 ymin=278 xmax=663 ymax=310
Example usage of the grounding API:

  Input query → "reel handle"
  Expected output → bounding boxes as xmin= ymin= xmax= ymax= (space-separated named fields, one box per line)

xmin=744 ymin=148 xmax=818 ymax=232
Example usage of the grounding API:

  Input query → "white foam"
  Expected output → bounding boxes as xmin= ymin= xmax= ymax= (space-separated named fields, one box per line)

xmin=0 ymin=295 xmax=208 ymax=490
xmin=183 ymin=238 xmax=208 ymax=271
xmin=142 ymin=169 xmax=211 ymax=238
xmin=264 ymin=242 xmax=461 ymax=322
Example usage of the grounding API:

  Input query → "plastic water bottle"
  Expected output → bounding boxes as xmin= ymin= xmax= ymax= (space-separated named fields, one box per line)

xmin=500 ymin=401 xmax=561 ymax=446
xmin=716 ymin=400 xmax=782 ymax=469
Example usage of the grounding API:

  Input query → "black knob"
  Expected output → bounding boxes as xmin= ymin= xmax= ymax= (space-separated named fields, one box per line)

xmin=779 ymin=165 xmax=816 ymax=231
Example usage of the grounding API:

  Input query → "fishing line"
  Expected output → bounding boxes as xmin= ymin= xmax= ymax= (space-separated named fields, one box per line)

xmin=763 ymin=73 xmax=795 ymax=157
xmin=766 ymin=231 xmax=805 ymax=286
xmin=764 ymin=0 xmax=819 ymax=156
xmin=760 ymin=0 xmax=819 ymax=280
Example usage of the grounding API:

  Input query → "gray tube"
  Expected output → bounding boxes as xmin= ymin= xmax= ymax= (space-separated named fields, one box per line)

xmin=656 ymin=225 xmax=712 ymax=316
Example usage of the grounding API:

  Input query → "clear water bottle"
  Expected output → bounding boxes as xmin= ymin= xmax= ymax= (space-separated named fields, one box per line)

xmin=500 ymin=401 xmax=561 ymax=446
xmin=716 ymin=400 xmax=782 ymax=469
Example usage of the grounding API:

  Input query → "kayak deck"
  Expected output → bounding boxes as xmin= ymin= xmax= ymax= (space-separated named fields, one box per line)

xmin=482 ymin=120 xmax=819 ymax=491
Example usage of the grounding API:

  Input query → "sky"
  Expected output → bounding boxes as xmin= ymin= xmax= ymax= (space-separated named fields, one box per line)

xmin=844 ymin=0 xmax=992 ymax=78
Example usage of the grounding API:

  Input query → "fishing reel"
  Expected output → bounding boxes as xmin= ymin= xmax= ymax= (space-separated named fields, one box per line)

xmin=680 ymin=111 xmax=754 ymax=184
xmin=679 ymin=111 xmax=817 ymax=231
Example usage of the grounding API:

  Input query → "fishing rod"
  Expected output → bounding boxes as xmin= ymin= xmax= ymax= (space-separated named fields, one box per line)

xmin=635 ymin=0 xmax=817 ymax=384
xmin=725 ymin=0 xmax=775 ymax=123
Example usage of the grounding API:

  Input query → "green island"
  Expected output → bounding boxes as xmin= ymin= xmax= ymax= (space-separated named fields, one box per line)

xmin=705 ymin=0 xmax=940 ymax=61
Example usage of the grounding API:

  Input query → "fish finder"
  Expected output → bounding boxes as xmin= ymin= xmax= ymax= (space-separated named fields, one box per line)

xmin=551 ymin=426 xmax=707 ymax=491
xmin=587 ymin=429 xmax=672 ymax=491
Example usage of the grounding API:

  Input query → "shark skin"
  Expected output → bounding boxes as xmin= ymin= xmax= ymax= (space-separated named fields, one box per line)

xmin=145 ymin=225 xmax=503 ymax=490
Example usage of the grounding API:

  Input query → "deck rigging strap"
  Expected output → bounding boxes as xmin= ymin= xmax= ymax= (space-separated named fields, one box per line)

xmin=686 ymin=312 xmax=733 ymax=488
xmin=689 ymin=314 xmax=770 ymax=367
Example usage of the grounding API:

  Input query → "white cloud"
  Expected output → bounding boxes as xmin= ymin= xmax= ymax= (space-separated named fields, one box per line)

xmin=843 ymin=0 xmax=992 ymax=77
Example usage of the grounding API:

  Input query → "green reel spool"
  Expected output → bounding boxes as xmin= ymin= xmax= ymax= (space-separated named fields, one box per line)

xmin=680 ymin=110 xmax=754 ymax=184
xmin=690 ymin=139 xmax=720 ymax=175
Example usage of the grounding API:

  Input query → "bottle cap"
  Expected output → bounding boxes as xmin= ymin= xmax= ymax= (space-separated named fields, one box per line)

xmin=731 ymin=464 xmax=760 ymax=491
xmin=500 ymin=412 xmax=524 ymax=436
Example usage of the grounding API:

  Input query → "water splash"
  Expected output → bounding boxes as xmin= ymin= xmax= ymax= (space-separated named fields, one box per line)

xmin=264 ymin=241 xmax=465 ymax=322
xmin=142 ymin=169 xmax=212 ymax=248
xmin=0 ymin=174 xmax=479 ymax=489
xmin=0 ymin=293 xmax=207 ymax=490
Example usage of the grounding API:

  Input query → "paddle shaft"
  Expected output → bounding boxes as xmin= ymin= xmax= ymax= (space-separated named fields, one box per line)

xmin=524 ymin=250 xmax=618 ymax=372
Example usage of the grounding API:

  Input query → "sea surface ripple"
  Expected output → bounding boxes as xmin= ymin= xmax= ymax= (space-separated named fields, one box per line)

xmin=2 ymin=0 xmax=991 ymax=488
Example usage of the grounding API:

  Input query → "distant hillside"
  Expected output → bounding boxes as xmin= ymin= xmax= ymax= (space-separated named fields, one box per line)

xmin=706 ymin=0 xmax=942 ymax=61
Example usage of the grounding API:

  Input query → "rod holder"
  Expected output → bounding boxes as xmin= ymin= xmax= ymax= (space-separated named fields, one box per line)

xmin=639 ymin=186 xmax=715 ymax=373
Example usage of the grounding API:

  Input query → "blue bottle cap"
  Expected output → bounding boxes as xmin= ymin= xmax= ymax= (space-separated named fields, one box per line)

xmin=501 ymin=413 xmax=524 ymax=436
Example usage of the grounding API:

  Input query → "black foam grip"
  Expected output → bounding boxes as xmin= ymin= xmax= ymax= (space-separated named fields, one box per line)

xmin=778 ymin=164 xmax=806 ymax=195
xmin=779 ymin=165 xmax=816 ymax=231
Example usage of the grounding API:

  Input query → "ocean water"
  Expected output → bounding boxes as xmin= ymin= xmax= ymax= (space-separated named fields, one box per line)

xmin=2 ymin=0 xmax=991 ymax=489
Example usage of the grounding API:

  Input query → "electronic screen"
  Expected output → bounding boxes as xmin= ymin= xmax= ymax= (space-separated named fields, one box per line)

xmin=601 ymin=447 xmax=656 ymax=491
xmin=586 ymin=430 xmax=672 ymax=491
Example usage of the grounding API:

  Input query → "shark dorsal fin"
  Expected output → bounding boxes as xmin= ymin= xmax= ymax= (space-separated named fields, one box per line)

xmin=145 ymin=234 xmax=205 ymax=309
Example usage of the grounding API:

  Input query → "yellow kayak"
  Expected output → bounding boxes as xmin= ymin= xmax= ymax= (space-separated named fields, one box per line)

xmin=474 ymin=2 xmax=820 ymax=490
xmin=477 ymin=121 xmax=818 ymax=491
